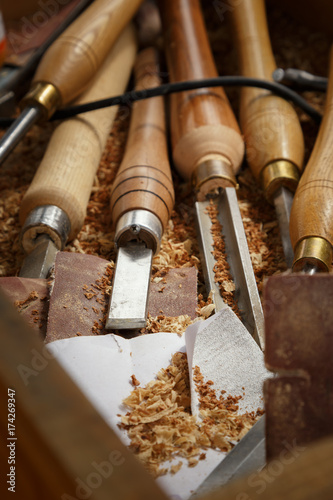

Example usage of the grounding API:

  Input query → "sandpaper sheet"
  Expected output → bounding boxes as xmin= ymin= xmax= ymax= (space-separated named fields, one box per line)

xmin=0 ymin=276 xmax=48 ymax=337
xmin=0 ymin=252 xmax=198 ymax=342
xmin=46 ymin=252 xmax=198 ymax=342
xmin=47 ymin=309 xmax=268 ymax=500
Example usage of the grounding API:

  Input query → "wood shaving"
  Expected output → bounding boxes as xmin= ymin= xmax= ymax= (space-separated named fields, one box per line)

xmin=119 ymin=352 xmax=262 ymax=478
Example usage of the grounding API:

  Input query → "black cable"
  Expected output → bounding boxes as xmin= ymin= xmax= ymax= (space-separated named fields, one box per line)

xmin=0 ymin=76 xmax=323 ymax=129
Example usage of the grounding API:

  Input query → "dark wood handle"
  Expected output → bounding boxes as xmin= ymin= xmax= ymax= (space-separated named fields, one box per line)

xmin=110 ymin=48 xmax=174 ymax=233
xmin=160 ymin=0 xmax=244 ymax=197
xmin=230 ymin=0 xmax=304 ymax=183
xmin=33 ymin=0 xmax=143 ymax=105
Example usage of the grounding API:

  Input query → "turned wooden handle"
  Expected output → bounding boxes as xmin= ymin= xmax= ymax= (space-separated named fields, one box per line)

xmin=160 ymin=0 xmax=244 ymax=193
xmin=290 ymin=45 xmax=333 ymax=250
xmin=230 ymin=0 xmax=304 ymax=180
xmin=110 ymin=47 xmax=174 ymax=233
xmin=33 ymin=0 xmax=143 ymax=106
xmin=20 ymin=26 xmax=137 ymax=241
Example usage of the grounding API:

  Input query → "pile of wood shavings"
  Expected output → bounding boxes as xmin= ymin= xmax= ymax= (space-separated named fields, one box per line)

xmin=119 ymin=352 xmax=262 ymax=477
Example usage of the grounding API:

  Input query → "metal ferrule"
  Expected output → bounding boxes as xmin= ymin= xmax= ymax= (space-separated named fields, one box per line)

xmin=20 ymin=82 xmax=61 ymax=120
xmin=115 ymin=209 xmax=163 ymax=255
xmin=261 ymin=160 xmax=300 ymax=203
xmin=21 ymin=205 xmax=71 ymax=254
xmin=292 ymin=237 xmax=332 ymax=273
xmin=193 ymin=159 xmax=237 ymax=195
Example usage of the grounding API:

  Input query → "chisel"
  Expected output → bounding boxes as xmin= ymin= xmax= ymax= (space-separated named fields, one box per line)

xmin=105 ymin=47 xmax=174 ymax=329
xmin=290 ymin=45 xmax=333 ymax=274
xmin=230 ymin=0 xmax=304 ymax=268
xmin=160 ymin=0 xmax=264 ymax=348
xmin=0 ymin=0 xmax=94 ymax=116
xmin=17 ymin=26 xmax=137 ymax=278
xmin=0 ymin=0 xmax=143 ymax=165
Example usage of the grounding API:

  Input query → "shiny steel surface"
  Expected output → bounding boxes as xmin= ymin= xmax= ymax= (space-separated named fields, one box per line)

xmin=19 ymin=234 xmax=58 ymax=279
xmin=21 ymin=205 xmax=71 ymax=252
xmin=106 ymin=243 xmax=153 ymax=329
xmin=115 ymin=209 xmax=163 ymax=254
xmin=273 ymin=186 xmax=294 ymax=268
xmin=191 ymin=416 xmax=266 ymax=498
xmin=0 ymin=106 xmax=42 ymax=165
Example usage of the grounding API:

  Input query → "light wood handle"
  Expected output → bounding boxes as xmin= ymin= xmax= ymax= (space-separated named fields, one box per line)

xmin=32 ymin=0 xmax=143 ymax=106
xmin=160 ymin=0 xmax=244 ymax=196
xmin=109 ymin=47 xmax=174 ymax=233
xmin=290 ymin=45 xmax=333 ymax=251
xmin=20 ymin=26 xmax=137 ymax=241
xmin=230 ymin=0 xmax=304 ymax=184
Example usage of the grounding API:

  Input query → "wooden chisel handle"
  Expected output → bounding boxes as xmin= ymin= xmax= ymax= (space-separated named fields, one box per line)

xmin=110 ymin=47 xmax=174 ymax=234
xmin=160 ymin=0 xmax=244 ymax=200
xmin=230 ymin=0 xmax=304 ymax=199
xmin=22 ymin=0 xmax=143 ymax=117
xmin=19 ymin=26 xmax=137 ymax=250
xmin=290 ymin=46 xmax=333 ymax=272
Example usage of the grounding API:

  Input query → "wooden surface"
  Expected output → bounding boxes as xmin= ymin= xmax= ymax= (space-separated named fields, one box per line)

xmin=32 ymin=0 xmax=143 ymax=106
xmin=0 ymin=290 xmax=168 ymax=499
xmin=0 ymin=2 xmax=331 ymax=497
xmin=110 ymin=47 xmax=174 ymax=233
xmin=201 ymin=435 xmax=333 ymax=500
xmin=230 ymin=0 xmax=304 ymax=182
xmin=264 ymin=274 xmax=333 ymax=460
xmin=290 ymin=45 xmax=333 ymax=250
xmin=160 ymin=0 xmax=244 ymax=194
xmin=20 ymin=26 xmax=137 ymax=244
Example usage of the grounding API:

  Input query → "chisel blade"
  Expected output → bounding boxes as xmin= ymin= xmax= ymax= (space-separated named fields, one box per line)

xmin=106 ymin=243 xmax=153 ymax=330
xmin=195 ymin=187 xmax=265 ymax=349
xmin=273 ymin=186 xmax=294 ymax=268
xmin=191 ymin=416 xmax=266 ymax=498
xmin=19 ymin=234 xmax=58 ymax=279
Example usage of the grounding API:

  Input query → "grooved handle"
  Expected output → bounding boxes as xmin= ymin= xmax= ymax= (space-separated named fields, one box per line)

xmin=230 ymin=0 xmax=304 ymax=180
xmin=20 ymin=26 xmax=137 ymax=241
xmin=110 ymin=48 xmax=174 ymax=233
xmin=290 ymin=46 xmax=333 ymax=250
xmin=160 ymin=0 xmax=244 ymax=189
xmin=32 ymin=0 xmax=143 ymax=106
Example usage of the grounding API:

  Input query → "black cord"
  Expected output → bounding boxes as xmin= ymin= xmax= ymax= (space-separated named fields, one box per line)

xmin=0 ymin=76 xmax=322 ymax=128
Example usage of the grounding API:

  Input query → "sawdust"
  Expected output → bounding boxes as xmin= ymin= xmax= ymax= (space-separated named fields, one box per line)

xmin=119 ymin=352 xmax=262 ymax=478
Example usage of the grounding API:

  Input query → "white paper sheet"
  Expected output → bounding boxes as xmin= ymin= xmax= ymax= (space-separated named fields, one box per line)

xmin=47 ymin=311 xmax=269 ymax=499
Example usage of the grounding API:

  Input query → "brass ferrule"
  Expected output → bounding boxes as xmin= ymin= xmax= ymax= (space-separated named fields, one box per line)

xmin=293 ymin=237 xmax=332 ymax=273
xmin=261 ymin=160 xmax=300 ymax=203
xmin=20 ymin=82 xmax=61 ymax=120
xmin=193 ymin=159 xmax=236 ymax=199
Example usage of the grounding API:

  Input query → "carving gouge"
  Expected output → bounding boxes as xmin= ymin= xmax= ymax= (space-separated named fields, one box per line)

xmin=0 ymin=0 xmax=94 ymax=116
xmin=160 ymin=0 xmax=264 ymax=348
xmin=106 ymin=47 xmax=174 ymax=329
xmin=18 ymin=26 xmax=137 ymax=278
xmin=290 ymin=45 xmax=333 ymax=274
xmin=230 ymin=0 xmax=304 ymax=268
xmin=0 ymin=0 xmax=143 ymax=165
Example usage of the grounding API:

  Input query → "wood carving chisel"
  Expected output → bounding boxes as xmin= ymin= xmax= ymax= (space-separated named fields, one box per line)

xmin=17 ymin=26 xmax=137 ymax=278
xmin=0 ymin=0 xmax=94 ymax=116
xmin=230 ymin=0 xmax=304 ymax=267
xmin=160 ymin=0 xmax=264 ymax=348
xmin=105 ymin=47 xmax=174 ymax=330
xmin=0 ymin=0 xmax=144 ymax=165
xmin=290 ymin=45 xmax=333 ymax=274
